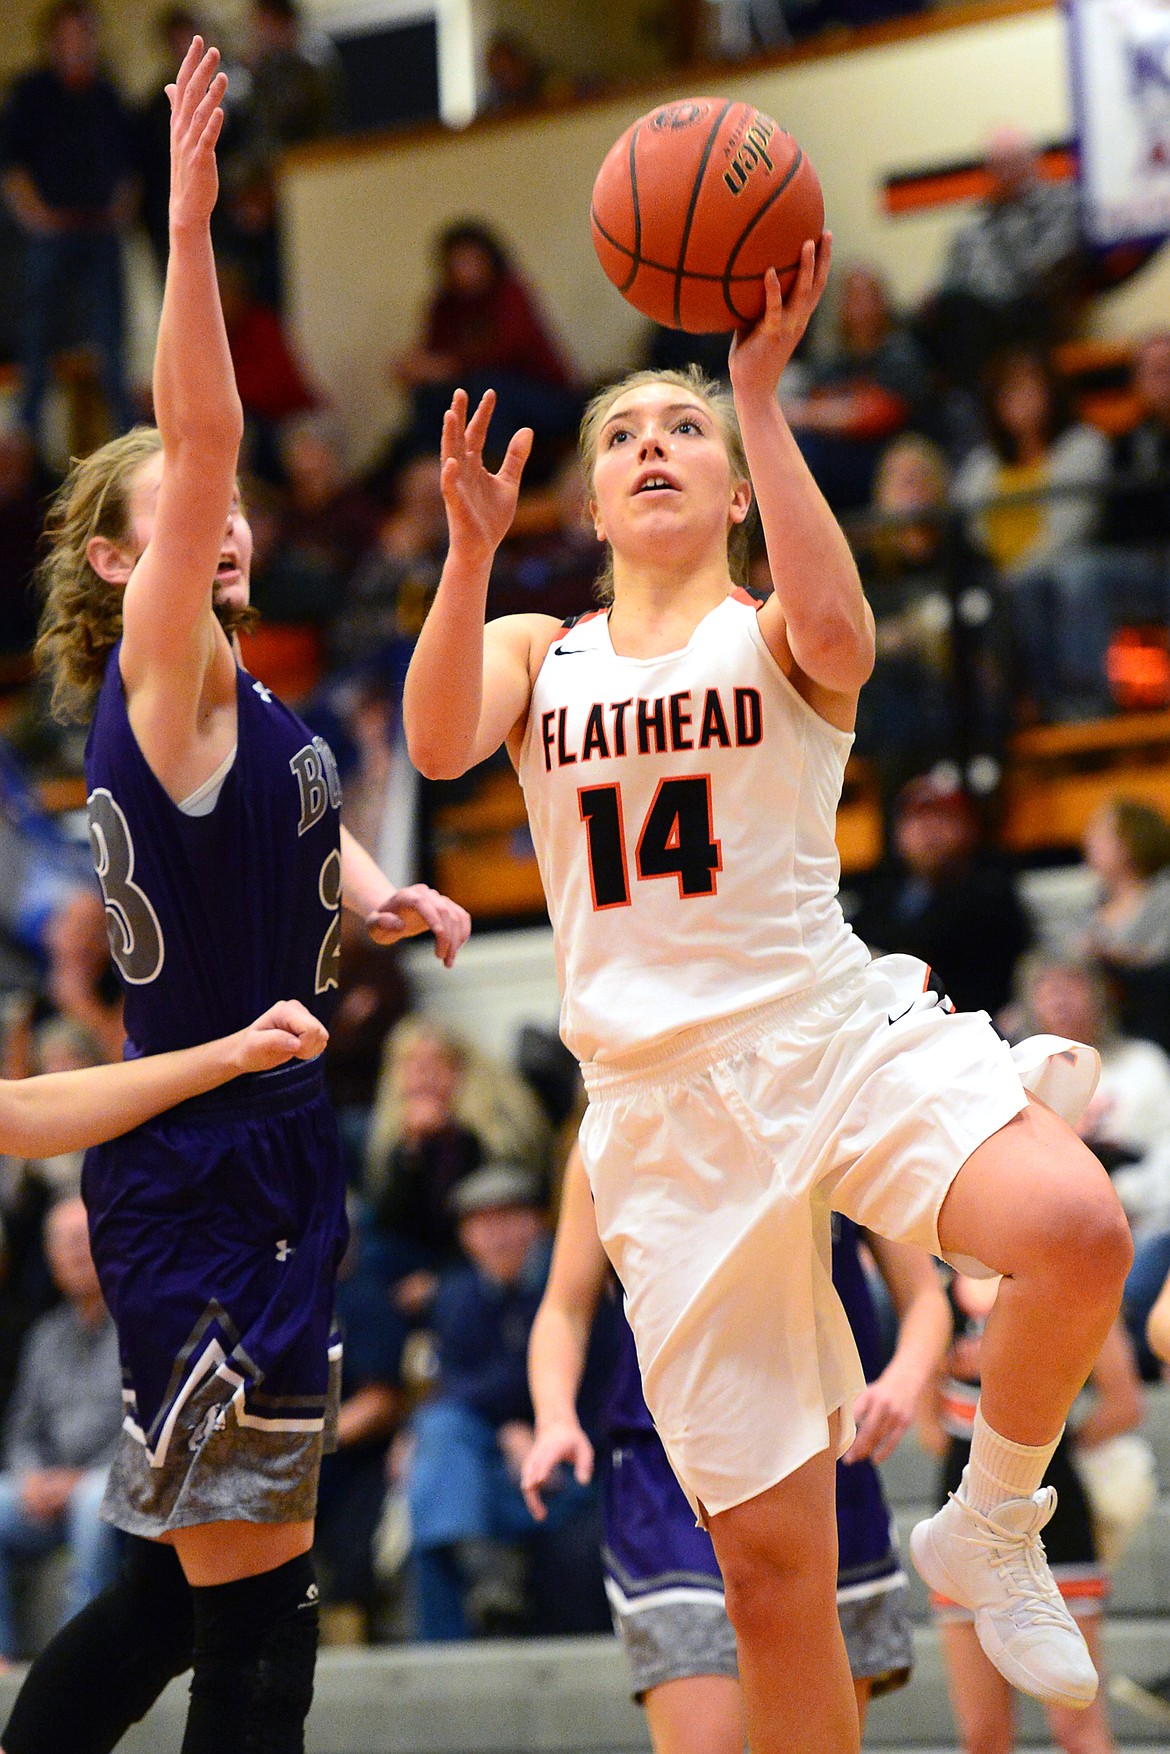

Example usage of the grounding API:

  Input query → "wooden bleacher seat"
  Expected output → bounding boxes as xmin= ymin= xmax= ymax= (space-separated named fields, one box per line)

xmin=1002 ymin=709 xmax=1170 ymax=853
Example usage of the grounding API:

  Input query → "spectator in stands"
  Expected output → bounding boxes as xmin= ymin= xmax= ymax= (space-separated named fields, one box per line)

xmin=487 ymin=458 xmax=602 ymax=624
xmin=852 ymin=434 xmax=1005 ymax=804
xmin=280 ymin=414 xmax=379 ymax=589
xmin=0 ymin=1220 xmax=33 ymax=1438
xmin=954 ymin=347 xmax=1109 ymax=722
xmin=481 ymin=32 xmax=548 ymax=112
xmin=1080 ymin=798 xmax=1170 ymax=971
xmin=241 ymin=475 xmax=335 ymax=627
xmin=921 ymin=127 xmax=1083 ymax=390
xmin=391 ymin=220 xmax=580 ymax=470
xmin=219 ymin=262 xmax=318 ymax=482
xmin=1020 ymin=955 xmax=1170 ymax=1238
xmin=0 ymin=1195 xmax=122 ymax=1664
xmin=404 ymin=1163 xmax=586 ymax=1640
xmin=332 ymin=454 xmax=447 ymax=669
xmin=216 ymin=160 xmax=284 ymax=311
xmin=366 ymin=1019 xmax=483 ymax=1317
xmin=850 ymin=771 xmax=1032 ymax=1017
xmin=237 ymin=0 xmax=343 ymax=161
xmin=42 ymin=889 xmax=122 ymax=1065
xmin=134 ymin=6 xmax=201 ymax=280
xmin=1017 ymin=952 xmax=1170 ymax=1390
xmin=0 ymin=1 xmax=137 ymax=454
xmin=365 ymin=1018 xmax=553 ymax=1319
xmin=783 ymin=262 xmax=929 ymax=511
xmin=1034 ymin=331 xmax=1170 ymax=717
xmin=313 ymin=1212 xmax=407 ymax=1639
xmin=0 ymin=426 xmax=51 ymax=661
xmin=323 ymin=908 xmax=412 ymax=1182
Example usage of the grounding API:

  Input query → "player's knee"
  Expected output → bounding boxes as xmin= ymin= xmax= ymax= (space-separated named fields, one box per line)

xmin=1041 ymin=1182 xmax=1132 ymax=1296
xmin=717 ymin=1526 xmax=834 ymax=1642
xmin=186 ymin=1553 xmax=318 ymax=1753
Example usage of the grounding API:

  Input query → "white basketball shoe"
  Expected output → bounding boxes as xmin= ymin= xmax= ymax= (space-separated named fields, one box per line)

xmin=910 ymin=1487 xmax=1099 ymax=1709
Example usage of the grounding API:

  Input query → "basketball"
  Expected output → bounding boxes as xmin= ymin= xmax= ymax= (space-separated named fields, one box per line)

xmin=591 ymin=97 xmax=824 ymax=334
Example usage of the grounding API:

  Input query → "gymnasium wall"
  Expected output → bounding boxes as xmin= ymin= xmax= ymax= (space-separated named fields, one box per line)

xmin=281 ymin=0 xmax=1170 ymax=467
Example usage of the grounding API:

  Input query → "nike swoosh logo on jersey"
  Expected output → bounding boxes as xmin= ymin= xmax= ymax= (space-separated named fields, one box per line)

xmin=888 ymin=1003 xmax=914 ymax=1025
xmin=553 ymin=645 xmax=588 ymax=656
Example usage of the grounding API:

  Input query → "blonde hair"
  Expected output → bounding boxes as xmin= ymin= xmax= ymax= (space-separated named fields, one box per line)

xmin=868 ymin=432 xmax=952 ymax=572
xmin=578 ymin=365 xmax=753 ymax=606
xmin=365 ymin=1015 xmax=551 ymax=1197
xmin=35 ymin=426 xmax=257 ymax=723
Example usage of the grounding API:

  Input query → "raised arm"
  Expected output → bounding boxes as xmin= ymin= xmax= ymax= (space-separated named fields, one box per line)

xmin=521 ymin=1145 xmax=610 ymax=1520
xmin=118 ymin=40 xmax=242 ymax=739
xmin=845 ymin=1233 xmax=951 ymax=1465
xmin=403 ymin=389 xmax=553 ymax=780
xmin=0 ymin=1001 xmax=326 ymax=1161
xmin=729 ymin=240 xmax=874 ymax=712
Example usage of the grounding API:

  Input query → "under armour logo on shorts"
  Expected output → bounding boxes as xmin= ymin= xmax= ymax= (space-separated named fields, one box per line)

xmin=299 ymin=1582 xmax=320 ymax=1610
xmin=189 ymin=1403 xmax=228 ymax=1452
xmin=276 ymin=1238 xmax=294 ymax=1262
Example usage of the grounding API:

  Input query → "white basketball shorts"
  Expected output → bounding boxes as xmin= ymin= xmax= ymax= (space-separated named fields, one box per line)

xmin=577 ymin=953 xmax=1098 ymax=1520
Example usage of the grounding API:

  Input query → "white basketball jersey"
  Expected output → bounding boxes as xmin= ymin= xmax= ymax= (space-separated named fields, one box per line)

xmin=517 ymin=591 xmax=870 ymax=1062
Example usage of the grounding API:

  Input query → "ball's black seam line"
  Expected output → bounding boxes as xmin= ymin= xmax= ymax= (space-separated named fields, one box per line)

xmin=621 ymin=123 xmax=643 ymax=292
xmin=673 ymin=99 xmax=735 ymax=328
xmin=592 ymin=206 xmax=801 ymax=285
xmin=723 ymin=145 xmax=806 ymax=322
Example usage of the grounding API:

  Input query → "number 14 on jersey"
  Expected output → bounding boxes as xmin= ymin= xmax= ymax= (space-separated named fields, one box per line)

xmin=579 ymin=776 xmax=722 ymax=910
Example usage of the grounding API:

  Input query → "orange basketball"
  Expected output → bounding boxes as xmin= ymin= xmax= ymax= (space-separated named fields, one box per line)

xmin=591 ymin=97 xmax=824 ymax=334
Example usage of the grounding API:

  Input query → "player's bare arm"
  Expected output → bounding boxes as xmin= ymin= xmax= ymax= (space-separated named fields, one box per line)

xmin=522 ymin=1146 xmax=609 ymax=1520
xmin=729 ymin=237 xmax=875 ymax=727
xmin=845 ymin=1237 xmax=951 ymax=1465
xmin=404 ymin=386 xmax=559 ymax=777
xmin=116 ymin=39 xmax=243 ymax=796
xmin=338 ymin=825 xmax=470 ymax=968
xmin=0 ymin=1000 xmax=326 ymax=1162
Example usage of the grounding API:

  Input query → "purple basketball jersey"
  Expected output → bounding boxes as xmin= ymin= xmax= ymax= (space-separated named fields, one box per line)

xmin=85 ymin=649 xmax=341 ymax=1056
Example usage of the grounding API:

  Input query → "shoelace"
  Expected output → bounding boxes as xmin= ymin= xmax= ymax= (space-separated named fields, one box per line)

xmin=946 ymin=1492 xmax=1076 ymax=1635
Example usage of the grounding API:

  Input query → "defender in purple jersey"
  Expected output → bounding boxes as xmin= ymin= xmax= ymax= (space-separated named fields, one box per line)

xmin=3 ymin=40 xmax=467 ymax=1754
xmin=522 ymin=1150 xmax=950 ymax=1754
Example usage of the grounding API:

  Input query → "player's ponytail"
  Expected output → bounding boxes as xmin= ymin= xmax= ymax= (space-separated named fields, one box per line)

xmin=578 ymin=364 xmax=754 ymax=606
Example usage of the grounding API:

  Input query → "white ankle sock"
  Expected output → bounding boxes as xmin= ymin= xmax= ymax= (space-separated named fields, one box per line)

xmin=959 ymin=1405 xmax=1062 ymax=1517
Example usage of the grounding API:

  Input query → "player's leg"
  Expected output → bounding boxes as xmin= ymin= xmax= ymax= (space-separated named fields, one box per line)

xmin=706 ymin=1417 xmax=859 ymax=1754
xmin=853 ymin=1677 xmax=872 ymax=1732
xmin=1 ymin=1535 xmax=194 ymax=1754
xmin=938 ymin=1618 xmax=1017 ymax=1754
xmin=1044 ymin=1618 xmax=1118 ymax=1754
xmin=936 ymin=1102 xmax=1129 ymax=1444
xmin=912 ymin=1101 xmax=1130 ymax=1708
xmin=642 ymin=1675 xmax=744 ymax=1754
xmin=171 ymin=1519 xmax=318 ymax=1754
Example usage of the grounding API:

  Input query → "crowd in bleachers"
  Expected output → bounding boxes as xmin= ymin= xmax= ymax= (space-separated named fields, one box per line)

xmin=1 ymin=0 xmax=1170 ymax=1677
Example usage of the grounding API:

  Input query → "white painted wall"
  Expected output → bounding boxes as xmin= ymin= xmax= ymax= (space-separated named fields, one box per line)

xmin=400 ymin=923 xmax=560 ymax=1059
xmin=281 ymin=3 xmax=1170 ymax=467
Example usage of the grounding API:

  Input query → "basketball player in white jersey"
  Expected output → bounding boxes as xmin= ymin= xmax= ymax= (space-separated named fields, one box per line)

xmin=403 ymin=238 xmax=1132 ymax=1754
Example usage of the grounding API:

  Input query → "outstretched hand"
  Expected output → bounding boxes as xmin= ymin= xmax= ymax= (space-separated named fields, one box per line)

xmin=366 ymin=884 xmax=471 ymax=967
xmin=441 ymin=388 xmax=533 ymax=566
xmin=167 ymin=36 xmax=228 ymax=232
xmin=728 ymin=233 xmax=833 ymax=405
